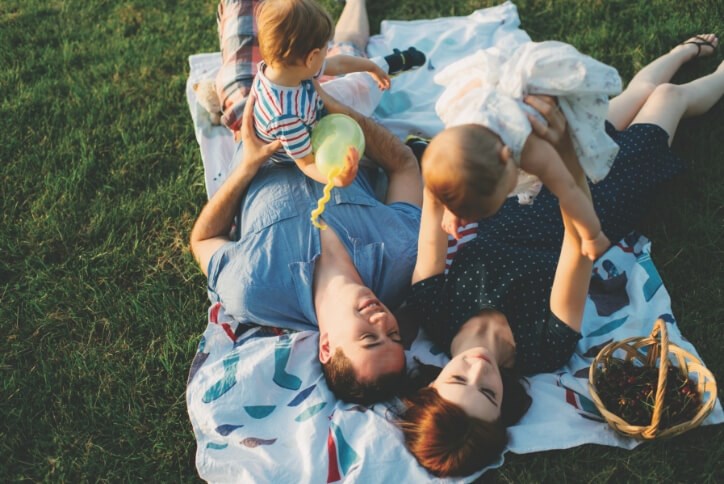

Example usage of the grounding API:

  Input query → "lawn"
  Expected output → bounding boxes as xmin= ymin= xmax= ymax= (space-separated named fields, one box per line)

xmin=1 ymin=0 xmax=722 ymax=481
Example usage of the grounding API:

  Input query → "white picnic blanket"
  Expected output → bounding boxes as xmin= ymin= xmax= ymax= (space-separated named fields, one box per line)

xmin=185 ymin=2 xmax=722 ymax=482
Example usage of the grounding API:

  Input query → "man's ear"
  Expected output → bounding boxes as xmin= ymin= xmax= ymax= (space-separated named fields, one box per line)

xmin=319 ymin=332 xmax=331 ymax=363
xmin=305 ymin=48 xmax=322 ymax=69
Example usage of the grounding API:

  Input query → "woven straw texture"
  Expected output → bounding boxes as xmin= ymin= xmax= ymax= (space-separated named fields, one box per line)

xmin=588 ymin=319 xmax=717 ymax=439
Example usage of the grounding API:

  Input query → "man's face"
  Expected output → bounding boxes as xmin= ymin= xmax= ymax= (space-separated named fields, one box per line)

xmin=318 ymin=286 xmax=405 ymax=383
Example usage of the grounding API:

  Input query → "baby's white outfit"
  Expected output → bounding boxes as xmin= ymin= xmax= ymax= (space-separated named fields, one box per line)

xmin=435 ymin=41 xmax=622 ymax=203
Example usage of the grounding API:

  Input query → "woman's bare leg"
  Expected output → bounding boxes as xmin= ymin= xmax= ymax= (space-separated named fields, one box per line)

xmin=607 ymin=34 xmax=719 ymax=131
xmin=333 ymin=0 xmax=369 ymax=53
xmin=630 ymin=61 xmax=724 ymax=145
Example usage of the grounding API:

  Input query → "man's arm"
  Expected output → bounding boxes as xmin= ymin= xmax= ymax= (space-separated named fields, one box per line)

xmin=190 ymin=94 xmax=281 ymax=275
xmin=313 ymin=79 xmax=422 ymax=207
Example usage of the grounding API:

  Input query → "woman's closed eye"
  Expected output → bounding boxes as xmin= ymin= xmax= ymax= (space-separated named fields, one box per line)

xmin=449 ymin=375 xmax=497 ymax=406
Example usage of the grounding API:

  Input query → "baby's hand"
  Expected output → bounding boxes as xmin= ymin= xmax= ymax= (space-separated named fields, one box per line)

xmin=332 ymin=147 xmax=360 ymax=187
xmin=369 ymin=65 xmax=391 ymax=91
xmin=581 ymin=231 xmax=611 ymax=261
xmin=441 ymin=208 xmax=464 ymax=240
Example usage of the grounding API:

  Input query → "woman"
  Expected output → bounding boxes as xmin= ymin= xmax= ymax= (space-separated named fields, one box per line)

xmin=397 ymin=34 xmax=722 ymax=477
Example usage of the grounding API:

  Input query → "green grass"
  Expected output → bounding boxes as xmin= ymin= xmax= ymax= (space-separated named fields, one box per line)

xmin=1 ymin=0 xmax=722 ymax=481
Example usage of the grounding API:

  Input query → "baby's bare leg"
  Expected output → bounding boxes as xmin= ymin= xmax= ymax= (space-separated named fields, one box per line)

xmin=608 ymin=34 xmax=718 ymax=130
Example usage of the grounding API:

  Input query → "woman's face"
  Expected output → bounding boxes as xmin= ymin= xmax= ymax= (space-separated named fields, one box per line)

xmin=430 ymin=346 xmax=503 ymax=422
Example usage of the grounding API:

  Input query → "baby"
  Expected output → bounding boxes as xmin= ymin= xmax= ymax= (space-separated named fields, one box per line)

xmin=423 ymin=41 xmax=622 ymax=260
xmin=252 ymin=0 xmax=425 ymax=185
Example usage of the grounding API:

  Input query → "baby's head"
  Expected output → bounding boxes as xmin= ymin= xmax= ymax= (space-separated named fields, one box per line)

xmin=257 ymin=0 xmax=333 ymax=71
xmin=422 ymin=124 xmax=517 ymax=222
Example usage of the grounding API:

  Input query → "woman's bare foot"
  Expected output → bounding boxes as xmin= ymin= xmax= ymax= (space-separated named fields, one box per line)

xmin=672 ymin=34 xmax=719 ymax=61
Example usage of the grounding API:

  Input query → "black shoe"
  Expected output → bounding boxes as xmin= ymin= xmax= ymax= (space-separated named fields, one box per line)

xmin=405 ymin=135 xmax=429 ymax=164
xmin=385 ymin=47 xmax=426 ymax=75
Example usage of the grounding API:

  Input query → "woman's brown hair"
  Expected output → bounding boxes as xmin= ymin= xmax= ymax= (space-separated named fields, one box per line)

xmin=397 ymin=362 xmax=532 ymax=477
xmin=256 ymin=0 xmax=334 ymax=67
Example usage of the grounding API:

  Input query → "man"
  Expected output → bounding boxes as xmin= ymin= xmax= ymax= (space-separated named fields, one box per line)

xmin=190 ymin=80 xmax=422 ymax=404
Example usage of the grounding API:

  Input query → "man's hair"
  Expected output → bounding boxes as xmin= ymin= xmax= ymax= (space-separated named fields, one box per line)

xmin=322 ymin=348 xmax=406 ymax=405
xmin=397 ymin=365 xmax=532 ymax=477
xmin=422 ymin=124 xmax=505 ymax=220
xmin=256 ymin=0 xmax=334 ymax=67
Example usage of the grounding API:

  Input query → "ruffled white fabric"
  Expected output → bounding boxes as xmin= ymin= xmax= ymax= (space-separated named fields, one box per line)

xmin=435 ymin=40 xmax=623 ymax=202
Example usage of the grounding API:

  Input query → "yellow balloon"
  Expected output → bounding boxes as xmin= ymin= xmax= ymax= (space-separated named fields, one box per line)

xmin=311 ymin=114 xmax=365 ymax=179
xmin=309 ymin=114 xmax=366 ymax=229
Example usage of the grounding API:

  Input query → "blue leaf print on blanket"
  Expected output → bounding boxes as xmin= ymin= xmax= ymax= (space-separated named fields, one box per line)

xmin=295 ymin=402 xmax=327 ymax=422
xmin=331 ymin=422 xmax=360 ymax=475
xmin=216 ymin=424 xmax=244 ymax=436
xmin=202 ymin=353 xmax=240 ymax=403
xmin=273 ymin=335 xmax=302 ymax=390
xmin=244 ymin=406 xmax=276 ymax=419
xmin=288 ymin=385 xmax=316 ymax=407
xmin=585 ymin=316 xmax=628 ymax=338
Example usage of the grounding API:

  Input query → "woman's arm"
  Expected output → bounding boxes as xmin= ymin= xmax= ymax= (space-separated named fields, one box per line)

xmin=313 ymin=79 xmax=422 ymax=207
xmin=520 ymin=135 xmax=610 ymax=260
xmin=412 ymin=188 xmax=448 ymax=284
xmin=324 ymin=55 xmax=390 ymax=90
xmin=524 ymin=95 xmax=597 ymax=333
xmin=190 ymin=94 xmax=282 ymax=276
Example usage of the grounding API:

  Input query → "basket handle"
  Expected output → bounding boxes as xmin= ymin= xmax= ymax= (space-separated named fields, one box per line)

xmin=643 ymin=318 xmax=669 ymax=438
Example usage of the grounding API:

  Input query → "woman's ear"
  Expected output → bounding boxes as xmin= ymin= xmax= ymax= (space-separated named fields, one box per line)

xmin=305 ymin=48 xmax=322 ymax=69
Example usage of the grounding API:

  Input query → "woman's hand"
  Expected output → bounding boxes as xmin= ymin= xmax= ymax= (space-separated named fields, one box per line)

xmin=240 ymin=93 xmax=282 ymax=171
xmin=524 ymin=95 xmax=572 ymax=153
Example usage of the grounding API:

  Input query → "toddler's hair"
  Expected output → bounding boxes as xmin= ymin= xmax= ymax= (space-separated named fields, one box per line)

xmin=422 ymin=124 xmax=505 ymax=220
xmin=257 ymin=0 xmax=334 ymax=67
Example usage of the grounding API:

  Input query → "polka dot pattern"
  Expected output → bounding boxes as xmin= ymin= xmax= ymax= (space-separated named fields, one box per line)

xmin=407 ymin=122 xmax=685 ymax=375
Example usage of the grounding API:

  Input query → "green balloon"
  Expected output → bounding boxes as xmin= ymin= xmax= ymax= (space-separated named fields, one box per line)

xmin=311 ymin=114 xmax=365 ymax=179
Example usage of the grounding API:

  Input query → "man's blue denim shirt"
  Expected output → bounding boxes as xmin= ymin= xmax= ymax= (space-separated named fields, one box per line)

xmin=207 ymin=153 xmax=421 ymax=332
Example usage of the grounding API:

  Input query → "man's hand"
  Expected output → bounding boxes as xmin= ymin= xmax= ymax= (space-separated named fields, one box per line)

xmin=240 ymin=94 xmax=282 ymax=171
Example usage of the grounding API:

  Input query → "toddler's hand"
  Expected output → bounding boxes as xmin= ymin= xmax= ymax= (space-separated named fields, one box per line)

xmin=441 ymin=208 xmax=464 ymax=240
xmin=581 ymin=231 xmax=611 ymax=261
xmin=332 ymin=147 xmax=360 ymax=187
xmin=369 ymin=65 xmax=391 ymax=90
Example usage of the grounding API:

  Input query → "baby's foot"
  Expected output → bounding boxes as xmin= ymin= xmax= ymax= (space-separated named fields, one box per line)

xmin=673 ymin=34 xmax=719 ymax=61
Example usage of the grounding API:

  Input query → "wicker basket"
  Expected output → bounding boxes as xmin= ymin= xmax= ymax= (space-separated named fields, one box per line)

xmin=588 ymin=318 xmax=717 ymax=439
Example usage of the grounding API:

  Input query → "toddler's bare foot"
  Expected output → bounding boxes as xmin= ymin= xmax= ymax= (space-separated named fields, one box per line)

xmin=672 ymin=34 xmax=718 ymax=61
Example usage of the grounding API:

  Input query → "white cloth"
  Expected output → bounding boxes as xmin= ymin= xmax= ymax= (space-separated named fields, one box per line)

xmin=435 ymin=40 xmax=623 ymax=202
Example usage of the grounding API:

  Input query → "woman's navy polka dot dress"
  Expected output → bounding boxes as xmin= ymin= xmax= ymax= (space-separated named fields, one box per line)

xmin=407 ymin=122 xmax=685 ymax=375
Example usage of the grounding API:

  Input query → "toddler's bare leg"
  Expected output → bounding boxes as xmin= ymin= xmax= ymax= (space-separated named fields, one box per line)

xmin=629 ymin=61 xmax=724 ymax=145
xmin=333 ymin=0 xmax=369 ymax=53
xmin=608 ymin=34 xmax=718 ymax=130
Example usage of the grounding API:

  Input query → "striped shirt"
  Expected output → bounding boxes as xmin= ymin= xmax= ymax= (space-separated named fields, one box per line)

xmin=252 ymin=61 xmax=325 ymax=163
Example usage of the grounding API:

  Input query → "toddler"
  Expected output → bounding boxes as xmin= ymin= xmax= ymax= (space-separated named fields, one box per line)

xmin=424 ymin=41 xmax=622 ymax=260
xmin=253 ymin=0 xmax=425 ymax=185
